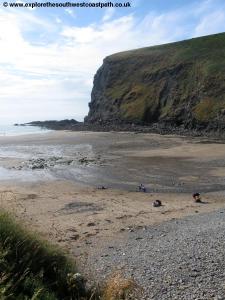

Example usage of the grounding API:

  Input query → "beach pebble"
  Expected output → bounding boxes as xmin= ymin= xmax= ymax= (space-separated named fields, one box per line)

xmin=85 ymin=208 xmax=225 ymax=299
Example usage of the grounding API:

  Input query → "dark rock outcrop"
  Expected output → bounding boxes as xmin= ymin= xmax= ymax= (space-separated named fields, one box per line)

xmin=85 ymin=32 xmax=225 ymax=133
xmin=24 ymin=119 xmax=79 ymax=130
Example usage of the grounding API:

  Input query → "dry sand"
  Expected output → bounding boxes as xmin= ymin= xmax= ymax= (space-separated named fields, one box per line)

xmin=0 ymin=131 xmax=225 ymax=279
xmin=1 ymin=181 xmax=225 ymax=272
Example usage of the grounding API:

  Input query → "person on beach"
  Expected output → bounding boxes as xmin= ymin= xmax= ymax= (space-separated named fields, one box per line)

xmin=138 ymin=184 xmax=146 ymax=192
xmin=193 ymin=193 xmax=201 ymax=203
xmin=152 ymin=200 xmax=162 ymax=207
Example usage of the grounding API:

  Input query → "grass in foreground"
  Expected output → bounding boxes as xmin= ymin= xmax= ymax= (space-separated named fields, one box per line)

xmin=102 ymin=272 xmax=140 ymax=300
xmin=0 ymin=212 xmax=99 ymax=300
xmin=0 ymin=212 xmax=140 ymax=300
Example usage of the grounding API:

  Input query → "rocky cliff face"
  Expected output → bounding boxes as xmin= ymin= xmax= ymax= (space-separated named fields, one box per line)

xmin=85 ymin=33 xmax=225 ymax=132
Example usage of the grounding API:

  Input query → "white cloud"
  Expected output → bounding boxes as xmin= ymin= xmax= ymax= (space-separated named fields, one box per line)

xmin=0 ymin=0 xmax=225 ymax=124
xmin=55 ymin=17 xmax=62 ymax=24
xmin=65 ymin=8 xmax=76 ymax=18
xmin=102 ymin=7 xmax=116 ymax=22
xmin=194 ymin=10 xmax=225 ymax=37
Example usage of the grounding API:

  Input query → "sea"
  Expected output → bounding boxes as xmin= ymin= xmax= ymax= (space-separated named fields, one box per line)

xmin=0 ymin=124 xmax=51 ymax=136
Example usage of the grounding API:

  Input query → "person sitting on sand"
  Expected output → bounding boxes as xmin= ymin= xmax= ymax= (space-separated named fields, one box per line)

xmin=152 ymin=200 xmax=162 ymax=207
xmin=98 ymin=186 xmax=107 ymax=190
xmin=138 ymin=184 xmax=146 ymax=192
xmin=193 ymin=193 xmax=201 ymax=203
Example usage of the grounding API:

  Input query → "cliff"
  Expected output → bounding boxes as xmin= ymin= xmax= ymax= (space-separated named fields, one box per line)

xmin=85 ymin=32 xmax=225 ymax=132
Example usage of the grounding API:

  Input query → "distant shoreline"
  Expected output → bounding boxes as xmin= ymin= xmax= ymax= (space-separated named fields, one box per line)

xmin=16 ymin=119 xmax=225 ymax=140
xmin=0 ymin=123 xmax=51 ymax=137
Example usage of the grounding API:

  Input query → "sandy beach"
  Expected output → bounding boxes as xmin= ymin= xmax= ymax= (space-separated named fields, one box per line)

xmin=1 ymin=131 xmax=225 ymax=294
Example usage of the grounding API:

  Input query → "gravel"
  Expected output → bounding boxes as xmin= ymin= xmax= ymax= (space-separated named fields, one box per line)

xmin=85 ymin=209 xmax=225 ymax=299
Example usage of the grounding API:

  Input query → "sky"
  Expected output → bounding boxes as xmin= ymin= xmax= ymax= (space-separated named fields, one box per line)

xmin=0 ymin=0 xmax=225 ymax=124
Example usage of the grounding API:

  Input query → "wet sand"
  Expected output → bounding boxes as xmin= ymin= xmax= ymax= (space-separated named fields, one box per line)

xmin=0 ymin=131 xmax=225 ymax=282
xmin=0 ymin=131 xmax=225 ymax=192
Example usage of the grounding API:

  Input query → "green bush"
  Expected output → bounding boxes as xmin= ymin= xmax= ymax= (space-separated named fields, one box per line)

xmin=0 ymin=212 xmax=95 ymax=300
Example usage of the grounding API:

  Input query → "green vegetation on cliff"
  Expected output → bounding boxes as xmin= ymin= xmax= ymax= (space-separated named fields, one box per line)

xmin=86 ymin=32 xmax=225 ymax=131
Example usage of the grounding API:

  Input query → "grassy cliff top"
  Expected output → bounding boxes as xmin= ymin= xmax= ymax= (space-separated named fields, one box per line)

xmin=87 ymin=32 xmax=225 ymax=127
xmin=109 ymin=32 xmax=225 ymax=60
xmin=104 ymin=32 xmax=225 ymax=77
